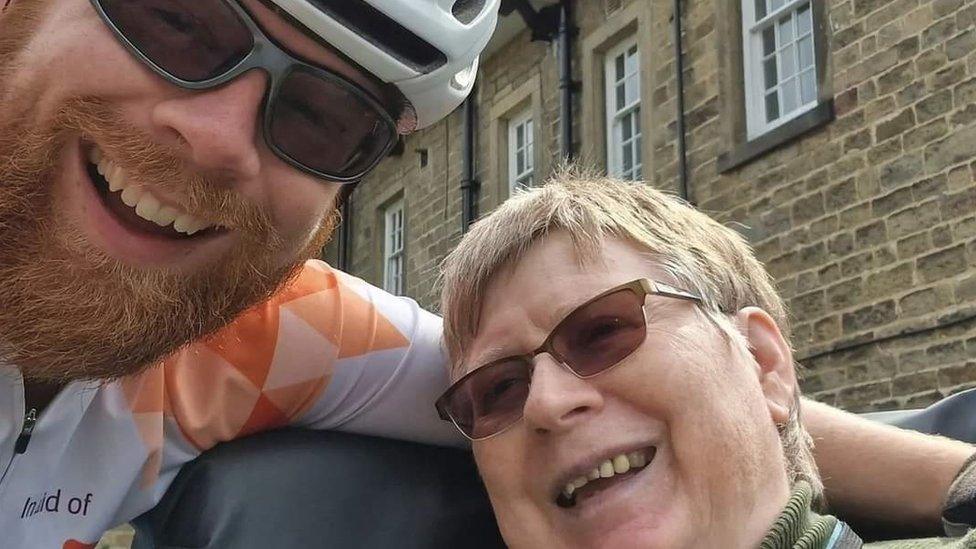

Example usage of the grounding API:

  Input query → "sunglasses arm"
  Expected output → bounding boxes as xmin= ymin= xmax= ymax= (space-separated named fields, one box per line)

xmin=648 ymin=281 xmax=702 ymax=303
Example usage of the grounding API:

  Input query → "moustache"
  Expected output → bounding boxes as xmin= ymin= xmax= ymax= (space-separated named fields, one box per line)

xmin=56 ymin=97 xmax=281 ymax=249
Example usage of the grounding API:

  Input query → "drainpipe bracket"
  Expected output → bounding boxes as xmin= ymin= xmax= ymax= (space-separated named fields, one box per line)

xmin=558 ymin=80 xmax=582 ymax=92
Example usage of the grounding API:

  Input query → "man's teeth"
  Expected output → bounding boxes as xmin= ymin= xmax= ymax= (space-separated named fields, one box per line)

xmin=562 ymin=450 xmax=650 ymax=499
xmin=90 ymin=147 xmax=215 ymax=236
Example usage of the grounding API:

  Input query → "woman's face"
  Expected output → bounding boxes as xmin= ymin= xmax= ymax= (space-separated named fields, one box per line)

xmin=461 ymin=232 xmax=795 ymax=549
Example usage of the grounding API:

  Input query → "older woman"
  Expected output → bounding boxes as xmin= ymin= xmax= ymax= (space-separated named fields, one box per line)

xmin=435 ymin=172 xmax=976 ymax=549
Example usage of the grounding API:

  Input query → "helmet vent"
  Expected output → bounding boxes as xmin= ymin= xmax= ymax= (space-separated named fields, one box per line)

xmin=306 ymin=0 xmax=448 ymax=74
xmin=452 ymin=0 xmax=487 ymax=24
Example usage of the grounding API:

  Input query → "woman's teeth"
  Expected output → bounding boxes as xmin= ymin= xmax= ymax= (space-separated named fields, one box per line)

xmin=561 ymin=449 xmax=652 ymax=501
xmin=89 ymin=147 xmax=215 ymax=236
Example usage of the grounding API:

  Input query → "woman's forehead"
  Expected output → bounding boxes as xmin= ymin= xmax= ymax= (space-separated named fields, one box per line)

xmin=460 ymin=236 xmax=670 ymax=372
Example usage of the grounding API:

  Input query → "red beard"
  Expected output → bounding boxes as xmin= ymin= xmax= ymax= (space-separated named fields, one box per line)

xmin=0 ymin=3 xmax=338 ymax=382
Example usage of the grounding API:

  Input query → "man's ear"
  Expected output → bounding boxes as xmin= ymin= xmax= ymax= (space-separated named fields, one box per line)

xmin=735 ymin=307 xmax=797 ymax=425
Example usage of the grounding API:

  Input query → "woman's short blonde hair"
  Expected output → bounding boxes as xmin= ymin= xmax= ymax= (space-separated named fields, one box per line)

xmin=439 ymin=167 xmax=823 ymax=502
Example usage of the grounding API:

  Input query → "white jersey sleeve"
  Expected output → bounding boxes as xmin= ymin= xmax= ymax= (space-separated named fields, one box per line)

xmin=292 ymin=265 xmax=464 ymax=447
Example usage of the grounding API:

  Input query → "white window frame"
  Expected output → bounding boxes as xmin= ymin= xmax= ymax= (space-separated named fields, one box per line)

xmin=604 ymin=37 xmax=642 ymax=180
xmin=508 ymin=108 xmax=535 ymax=193
xmin=382 ymin=198 xmax=405 ymax=295
xmin=742 ymin=0 xmax=819 ymax=139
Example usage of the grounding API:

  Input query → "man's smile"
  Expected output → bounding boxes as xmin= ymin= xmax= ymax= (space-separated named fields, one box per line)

xmin=87 ymin=145 xmax=222 ymax=237
xmin=71 ymin=138 xmax=235 ymax=270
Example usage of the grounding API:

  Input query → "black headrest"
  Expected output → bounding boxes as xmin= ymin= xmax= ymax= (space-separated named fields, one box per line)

xmin=134 ymin=389 xmax=976 ymax=548
xmin=132 ymin=429 xmax=504 ymax=549
xmin=864 ymin=388 xmax=976 ymax=443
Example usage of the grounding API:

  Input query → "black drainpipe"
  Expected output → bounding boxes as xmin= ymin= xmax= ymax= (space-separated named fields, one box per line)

xmin=337 ymin=197 xmax=352 ymax=271
xmin=558 ymin=1 xmax=575 ymax=160
xmin=498 ymin=0 xmax=573 ymax=158
xmin=460 ymin=85 xmax=479 ymax=232
xmin=672 ymin=0 xmax=691 ymax=203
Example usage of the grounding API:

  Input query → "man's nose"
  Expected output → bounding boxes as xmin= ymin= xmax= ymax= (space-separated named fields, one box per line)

xmin=522 ymin=355 xmax=603 ymax=435
xmin=150 ymin=70 xmax=267 ymax=179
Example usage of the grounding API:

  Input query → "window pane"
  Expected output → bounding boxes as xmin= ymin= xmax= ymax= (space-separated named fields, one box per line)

xmin=623 ymin=143 xmax=633 ymax=173
xmin=777 ymin=16 xmax=793 ymax=44
xmin=622 ymin=114 xmax=633 ymax=140
xmin=755 ymin=0 xmax=767 ymax=18
xmin=780 ymin=44 xmax=796 ymax=79
xmin=516 ymin=125 xmax=524 ymax=148
xmin=800 ymin=69 xmax=817 ymax=104
xmin=384 ymin=202 xmax=405 ymax=294
xmin=798 ymin=35 xmax=814 ymax=69
xmin=616 ymin=83 xmax=626 ymax=111
xmin=763 ymin=57 xmax=778 ymax=90
xmin=770 ymin=0 xmax=785 ymax=13
xmin=626 ymin=47 xmax=638 ymax=73
xmin=781 ymin=77 xmax=798 ymax=113
xmin=626 ymin=74 xmax=640 ymax=104
xmin=634 ymin=108 xmax=641 ymax=134
xmin=634 ymin=134 xmax=643 ymax=177
xmin=763 ymin=27 xmax=776 ymax=56
xmin=797 ymin=3 xmax=812 ymax=36
xmin=517 ymin=150 xmax=525 ymax=173
xmin=526 ymin=120 xmax=534 ymax=146
xmin=765 ymin=92 xmax=780 ymax=122
xmin=615 ymin=54 xmax=625 ymax=82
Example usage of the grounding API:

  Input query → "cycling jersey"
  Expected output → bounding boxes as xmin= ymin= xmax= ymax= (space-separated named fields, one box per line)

xmin=0 ymin=260 xmax=461 ymax=548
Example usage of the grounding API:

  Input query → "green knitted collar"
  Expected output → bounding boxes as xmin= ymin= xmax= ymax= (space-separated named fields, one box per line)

xmin=759 ymin=482 xmax=840 ymax=549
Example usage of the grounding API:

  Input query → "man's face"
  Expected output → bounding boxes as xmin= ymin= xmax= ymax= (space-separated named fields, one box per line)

xmin=463 ymin=233 xmax=795 ymax=549
xmin=0 ymin=0 xmax=388 ymax=381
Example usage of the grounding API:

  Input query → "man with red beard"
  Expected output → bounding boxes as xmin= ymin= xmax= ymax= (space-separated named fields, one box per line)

xmin=0 ymin=1 xmax=498 ymax=546
xmin=0 ymin=1 xmax=974 ymax=548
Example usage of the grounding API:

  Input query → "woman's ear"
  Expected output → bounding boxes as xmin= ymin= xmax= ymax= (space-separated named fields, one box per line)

xmin=735 ymin=307 xmax=797 ymax=424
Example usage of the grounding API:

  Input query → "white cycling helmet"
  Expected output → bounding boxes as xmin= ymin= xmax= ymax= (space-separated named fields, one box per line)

xmin=269 ymin=0 xmax=500 ymax=132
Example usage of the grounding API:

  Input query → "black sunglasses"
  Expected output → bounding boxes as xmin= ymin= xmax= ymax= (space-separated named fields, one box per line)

xmin=435 ymin=279 xmax=702 ymax=441
xmin=89 ymin=0 xmax=398 ymax=183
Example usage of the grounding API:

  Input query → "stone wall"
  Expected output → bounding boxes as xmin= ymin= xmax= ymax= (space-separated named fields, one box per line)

xmin=326 ymin=0 xmax=976 ymax=412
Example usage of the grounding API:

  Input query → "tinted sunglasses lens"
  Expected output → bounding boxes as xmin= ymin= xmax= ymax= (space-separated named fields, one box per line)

xmin=446 ymin=359 xmax=531 ymax=439
xmin=552 ymin=288 xmax=647 ymax=377
xmin=270 ymin=70 xmax=396 ymax=179
xmin=97 ymin=0 xmax=253 ymax=82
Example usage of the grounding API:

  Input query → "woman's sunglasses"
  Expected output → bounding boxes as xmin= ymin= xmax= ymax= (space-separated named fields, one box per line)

xmin=435 ymin=278 xmax=702 ymax=441
xmin=89 ymin=0 xmax=398 ymax=183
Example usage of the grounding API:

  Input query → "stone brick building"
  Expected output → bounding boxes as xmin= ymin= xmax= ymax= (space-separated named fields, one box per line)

xmin=325 ymin=0 xmax=976 ymax=412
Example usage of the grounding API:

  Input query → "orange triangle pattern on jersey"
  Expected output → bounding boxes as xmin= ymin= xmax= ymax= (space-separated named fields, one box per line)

xmin=62 ymin=540 xmax=96 ymax=549
xmin=121 ymin=261 xmax=409 ymax=487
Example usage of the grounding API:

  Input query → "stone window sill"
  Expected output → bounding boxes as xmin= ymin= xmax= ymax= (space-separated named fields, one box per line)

xmin=717 ymin=99 xmax=835 ymax=173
